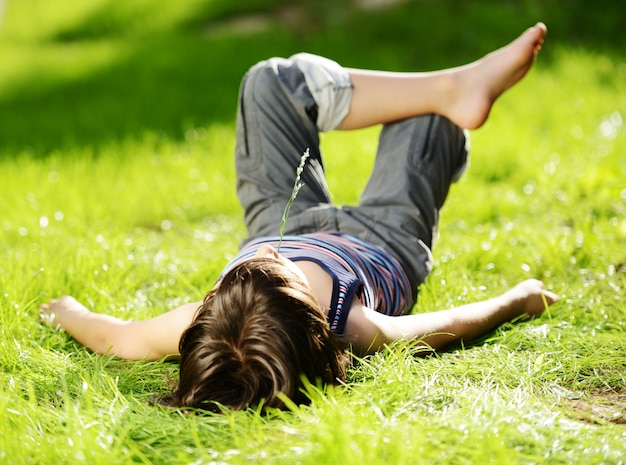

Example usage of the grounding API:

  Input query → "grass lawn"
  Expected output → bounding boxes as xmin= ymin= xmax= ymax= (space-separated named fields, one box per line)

xmin=1 ymin=0 xmax=625 ymax=463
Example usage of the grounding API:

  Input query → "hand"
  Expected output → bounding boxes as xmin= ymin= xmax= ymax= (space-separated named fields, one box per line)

xmin=39 ymin=296 xmax=88 ymax=331
xmin=505 ymin=279 xmax=560 ymax=317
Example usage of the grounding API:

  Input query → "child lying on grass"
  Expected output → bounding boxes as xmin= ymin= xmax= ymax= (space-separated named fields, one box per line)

xmin=41 ymin=22 xmax=559 ymax=412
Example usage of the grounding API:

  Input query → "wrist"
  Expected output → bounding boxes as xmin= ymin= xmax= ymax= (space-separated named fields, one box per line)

xmin=494 ymin=291 xmax=524 ymax=321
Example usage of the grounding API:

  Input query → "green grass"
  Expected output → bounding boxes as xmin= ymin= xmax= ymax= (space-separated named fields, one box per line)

xmin=1 ymin=0 xmax=625 ymax=463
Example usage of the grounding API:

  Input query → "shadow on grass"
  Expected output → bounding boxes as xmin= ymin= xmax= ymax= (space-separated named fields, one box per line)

xmin=0 ymin=0 xmax=622 ymax=159
xmin=0 ymin=34 xmax=270 ymax=157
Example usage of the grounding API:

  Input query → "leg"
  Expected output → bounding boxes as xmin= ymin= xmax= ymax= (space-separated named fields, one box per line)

xmin=342 ymin=115 xmax=468 ymax=295
xmin=360 ymin=115 xmax=468 ymax=247
xmin=235 ymin=54 xmax=352 ymax=239
xmin=340 ymin=23 xmax=546 ymax=130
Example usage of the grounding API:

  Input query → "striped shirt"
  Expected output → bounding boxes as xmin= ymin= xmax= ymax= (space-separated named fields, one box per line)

xmin=223 ymin=232 xmax=413 ymax=334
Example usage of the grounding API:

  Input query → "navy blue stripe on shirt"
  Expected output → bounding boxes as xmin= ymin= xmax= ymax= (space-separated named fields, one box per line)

xmin=223 ymin=232 xmax=413 ymax=334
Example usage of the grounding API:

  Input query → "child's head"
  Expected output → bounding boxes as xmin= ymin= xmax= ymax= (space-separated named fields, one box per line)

xmin=162 ymin=257 xmax=347 ymax=412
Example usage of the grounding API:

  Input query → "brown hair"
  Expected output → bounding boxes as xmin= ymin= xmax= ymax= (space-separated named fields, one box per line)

xmin=160 ymin=257 xmax=348 ymax=412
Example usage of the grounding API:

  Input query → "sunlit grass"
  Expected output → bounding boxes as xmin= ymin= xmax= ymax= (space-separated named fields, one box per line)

xmin=1 ymin=0 xmax=625 ymax=464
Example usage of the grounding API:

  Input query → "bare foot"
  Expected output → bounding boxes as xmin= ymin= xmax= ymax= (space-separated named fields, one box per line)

xmin=446 ymin=22 xmax=547 ymax=129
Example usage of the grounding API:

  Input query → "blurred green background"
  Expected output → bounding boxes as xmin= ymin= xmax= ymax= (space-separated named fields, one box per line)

xmin=0 ymin=0 xmax=623 ymax=159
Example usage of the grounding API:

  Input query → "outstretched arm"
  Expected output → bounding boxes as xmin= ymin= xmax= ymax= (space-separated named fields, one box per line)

xmin=345 ymin=279 xmax=559 ymax=355
xmin=39 ymin=297 xmax=200 ymax=361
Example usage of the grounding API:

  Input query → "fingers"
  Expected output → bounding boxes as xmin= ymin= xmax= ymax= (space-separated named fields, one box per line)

xmin=517 ymin=279 xmax=560 ymax=313
xmin=531 ymin=279 xmax=560 ymax=305
xmin=38 ymin=301 xmax=61 ymax=330
xmin=542 ymin=289 xmax=560 ymax=306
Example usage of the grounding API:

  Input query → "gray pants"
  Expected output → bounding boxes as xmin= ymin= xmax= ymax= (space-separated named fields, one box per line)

xmin=234 ymin=54 xmax=469 ymax=297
